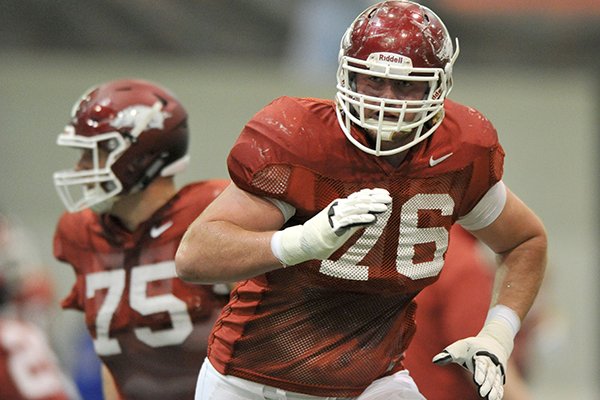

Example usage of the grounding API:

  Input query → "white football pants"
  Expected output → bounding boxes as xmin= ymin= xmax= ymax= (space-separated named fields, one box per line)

xmin=195 ymin=358 xmax=425 ymax=400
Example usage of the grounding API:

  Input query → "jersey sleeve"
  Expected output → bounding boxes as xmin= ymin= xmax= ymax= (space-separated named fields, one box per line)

xmin=227 ymin=97 xmax=329 ymax=216
xmin=456 ymin=109 xmax=505 ymax=219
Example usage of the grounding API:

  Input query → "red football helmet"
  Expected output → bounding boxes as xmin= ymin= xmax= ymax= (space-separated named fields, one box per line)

xmin=336 ymin=0 xmax=459 ymax=156
xmin=53 ymin=79 xmax=189 ymax=213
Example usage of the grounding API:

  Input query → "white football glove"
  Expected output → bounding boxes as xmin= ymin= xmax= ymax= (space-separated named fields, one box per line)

xmin=432 ymin=306 xmax=520 ymax=400
xmin=271 ymin=188 xmax=391 ymax=266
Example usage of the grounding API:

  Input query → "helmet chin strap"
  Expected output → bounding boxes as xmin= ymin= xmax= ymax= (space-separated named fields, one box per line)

xmin=364 ymin=118 xmax=415 ymax=141
xmin=375 ymin=108 xmax=444 ymax=142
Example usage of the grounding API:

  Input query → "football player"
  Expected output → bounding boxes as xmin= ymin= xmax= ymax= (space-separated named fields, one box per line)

xmin=0 ymin=213 xmax=77 ymax=400
xmin=176 ymin=2 xmax=547 ymax=399
xmin=52 ymin=79 xmax=230 ymax=400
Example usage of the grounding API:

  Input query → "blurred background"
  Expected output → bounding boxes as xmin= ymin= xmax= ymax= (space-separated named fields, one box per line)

xmin=0 ymin=0 xmax=598 ymax=398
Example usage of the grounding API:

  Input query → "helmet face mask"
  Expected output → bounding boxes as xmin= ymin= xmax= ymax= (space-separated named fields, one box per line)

xmin=335 ymin=0 xmax=459 ymax=156
xmin=53 ymin=128 xmax=126 ymax=213
xmin=53 ymin=79 xmax=189 ymax=213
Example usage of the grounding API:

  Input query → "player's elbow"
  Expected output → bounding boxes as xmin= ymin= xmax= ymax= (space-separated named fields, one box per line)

xmin=174 ymin=240 xmax=207 ymax=283
xmin=531 ymin=223 xmax=548 ymax=270
xmin=521 ymin=216 xmax=548 ymax=260
xmin=174 ymin=246 xmax=192 ymax=281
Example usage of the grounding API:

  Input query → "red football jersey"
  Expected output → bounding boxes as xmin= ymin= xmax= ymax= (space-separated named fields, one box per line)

xmin=211 ymin=97 xmax=504 ymax=397
xmin=54 ymin=180 xmax=229 ymax=400
xmin=0 ymin=319 xmax=71 ymax=400
xmin=403 ymin=225 xmax=493 ymax=400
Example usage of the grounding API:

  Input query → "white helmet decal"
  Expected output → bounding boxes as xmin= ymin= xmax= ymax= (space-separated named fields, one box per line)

xmin=110 ymin=102 xmax=171 ymax=138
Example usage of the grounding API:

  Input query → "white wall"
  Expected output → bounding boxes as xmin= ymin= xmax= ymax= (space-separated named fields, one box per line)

xmin=0 ymin=51 xmax=596 ymax=398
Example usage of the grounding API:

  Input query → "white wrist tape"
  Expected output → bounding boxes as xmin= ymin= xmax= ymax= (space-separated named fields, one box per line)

xmin=270 ymin=219 xmax=354 ymax=266
xmin=485 ymin=304 xmax=521 ymax=337
xmin=271 ymin=226 xmax=310 ymax=266
xmin=271 ymin=228 xmax=303 ymax=266
xmin=478 ymin=305 xmax=520 ymax=359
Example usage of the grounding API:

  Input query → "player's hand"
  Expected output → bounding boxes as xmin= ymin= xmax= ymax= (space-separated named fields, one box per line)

xmin=271 ymin=188 xmax=391 ymax=266
xmin=328 ymin=188 xmax=391 ymax=233
xmin=432 ymin=318 xmax=515 ymax=400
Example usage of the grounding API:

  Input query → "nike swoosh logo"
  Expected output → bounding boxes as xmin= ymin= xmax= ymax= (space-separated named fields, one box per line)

xmin=150 ymin=220 xmax=174 ymax=238
xmin=429 ymin=152 xmax=454 ymax=167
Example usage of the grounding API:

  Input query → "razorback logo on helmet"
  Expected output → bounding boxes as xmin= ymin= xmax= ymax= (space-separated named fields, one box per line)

xmin=111 ymin=104 xmax=172 ymax=132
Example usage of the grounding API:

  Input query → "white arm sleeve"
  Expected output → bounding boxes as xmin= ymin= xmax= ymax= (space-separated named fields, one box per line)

xmin=458 ymin=181 xmax=507 ymax=230
xmin=266 ymin=197 xmax=296 ymax=223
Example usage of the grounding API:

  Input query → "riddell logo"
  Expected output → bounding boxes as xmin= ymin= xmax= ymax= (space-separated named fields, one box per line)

xmin=367 ymin=52 xmax=412 ymax=68
xmin=378 ymin=54 xmax=403 ymax=63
